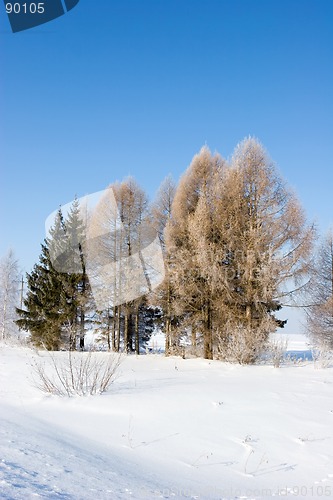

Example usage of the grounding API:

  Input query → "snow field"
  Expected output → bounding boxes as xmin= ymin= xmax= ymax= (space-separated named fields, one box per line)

xmin=1 ymin=335 xmax=333 ymax=499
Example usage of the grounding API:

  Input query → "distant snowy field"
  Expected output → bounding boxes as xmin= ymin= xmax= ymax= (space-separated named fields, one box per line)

xmin=1 ymin=334 xmax=333 ymax=500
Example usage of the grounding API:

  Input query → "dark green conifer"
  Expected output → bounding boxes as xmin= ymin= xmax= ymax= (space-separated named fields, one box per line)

xmin=17 ymin=201 xmax=92 ymax=350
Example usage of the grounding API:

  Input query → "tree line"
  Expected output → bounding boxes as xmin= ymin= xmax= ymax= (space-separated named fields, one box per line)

xmin=1 ymin=137 xmax=331 ymax=361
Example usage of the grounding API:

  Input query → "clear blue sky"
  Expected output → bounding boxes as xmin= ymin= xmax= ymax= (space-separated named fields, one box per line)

xmin=1 ymin=0 xmax=333 ymax=333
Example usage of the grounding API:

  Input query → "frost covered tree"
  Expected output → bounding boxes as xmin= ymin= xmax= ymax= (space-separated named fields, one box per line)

xmin=88 ymin=178 xmax=156 ymax=354
xmin=0 ymin=249 xmax=20 ymax=340
xmin=165 ymin=139 xmax=314 ymax=362
xmin=215 ymin=137 xmax=314 ymax=362
xmin=116 ymin=178 xmax=150 ymax=353
xmin=151 ymin=175 xmax=176 ymax=249
xmin=165 ymin=146 xmax=226 ymax=359
xmin=150 ymin=175 xmax=176 ymax=354
xmin=306 ymin=231 xmax=333 ymax=349
xmin=87 ymin=184 xmax=122 ymax=351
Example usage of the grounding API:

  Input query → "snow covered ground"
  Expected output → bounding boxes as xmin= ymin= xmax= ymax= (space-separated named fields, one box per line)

xmin=1 ymin=334 xmax=333 ymax=499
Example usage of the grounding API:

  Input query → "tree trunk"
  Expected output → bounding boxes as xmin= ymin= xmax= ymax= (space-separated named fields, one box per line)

xmin=128 ymin=311 xmax=133 ymax=352
xmin=203 ymin=302 xmax=213 ymax=360
xmin=191 ymin=322 xmax=197 ymax=356
xmin=111 ymin=306 xmax=116 ymax=351
xmin=116 ymin=305 xmax=121 ymax=352
xmin=1 ymin=291 xmax=8 ymax=340
xmin=80 ymin=305 xmax=85 ymax=350
xmin=105 ymin=307 xmax=111 ymax=351
xmin=135 ymin=307 xmax=139 ymax=355
xmin=165 ymin=317 xmax=171 ymax=355
xmin=123 ymin=307 xmax=134 ymax=353
xmin=124 ymin=308 xmax=129 ymax=353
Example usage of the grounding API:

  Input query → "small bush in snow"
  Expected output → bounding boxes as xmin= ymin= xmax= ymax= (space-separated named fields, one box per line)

xmin=217 ymin=324 xmax=269 ymax=365
xmin=32 ymin=350 xmax=122 ymax=396
xmin=267 ymin=337 xmax=288 ymax=368
xmin=311 ymin=344 xmax=333 ymax=369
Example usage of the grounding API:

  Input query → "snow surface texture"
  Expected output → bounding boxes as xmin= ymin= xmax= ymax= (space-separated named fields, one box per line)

xmin=1 ymin=335 xmax=333 ymax=499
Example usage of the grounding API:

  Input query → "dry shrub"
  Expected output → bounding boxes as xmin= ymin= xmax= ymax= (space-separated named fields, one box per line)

xmin=311 ymin=344 xmax=333 ymax=369
xmin=32 ymin=350 xmax=122 ymax=396
xmin=267 ymin=337 xmax=288 ymax=368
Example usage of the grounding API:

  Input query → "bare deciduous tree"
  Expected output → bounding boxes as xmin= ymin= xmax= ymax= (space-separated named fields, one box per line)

xmin=306 ymin=231 xmax=333 ymax=349
xmin=88 ymin=178 xmax=153 ymax=354
xmin=0 ymin=249 xmax=20 ymax=341
xmin=150 ymin=175 xmax=176 ymax=354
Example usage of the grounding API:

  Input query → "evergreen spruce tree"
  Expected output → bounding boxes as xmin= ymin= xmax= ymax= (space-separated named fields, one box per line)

xmin=17 ymin=201 xmax=92 ymax=350
xmin=17 ymin=210 xmax=72 ymax=349
xmin=63 ymin=197 xmax=92 ymax=349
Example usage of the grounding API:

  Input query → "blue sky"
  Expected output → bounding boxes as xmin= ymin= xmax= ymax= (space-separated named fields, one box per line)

xmin=1 ymin=0 xmax=333 ymax=333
